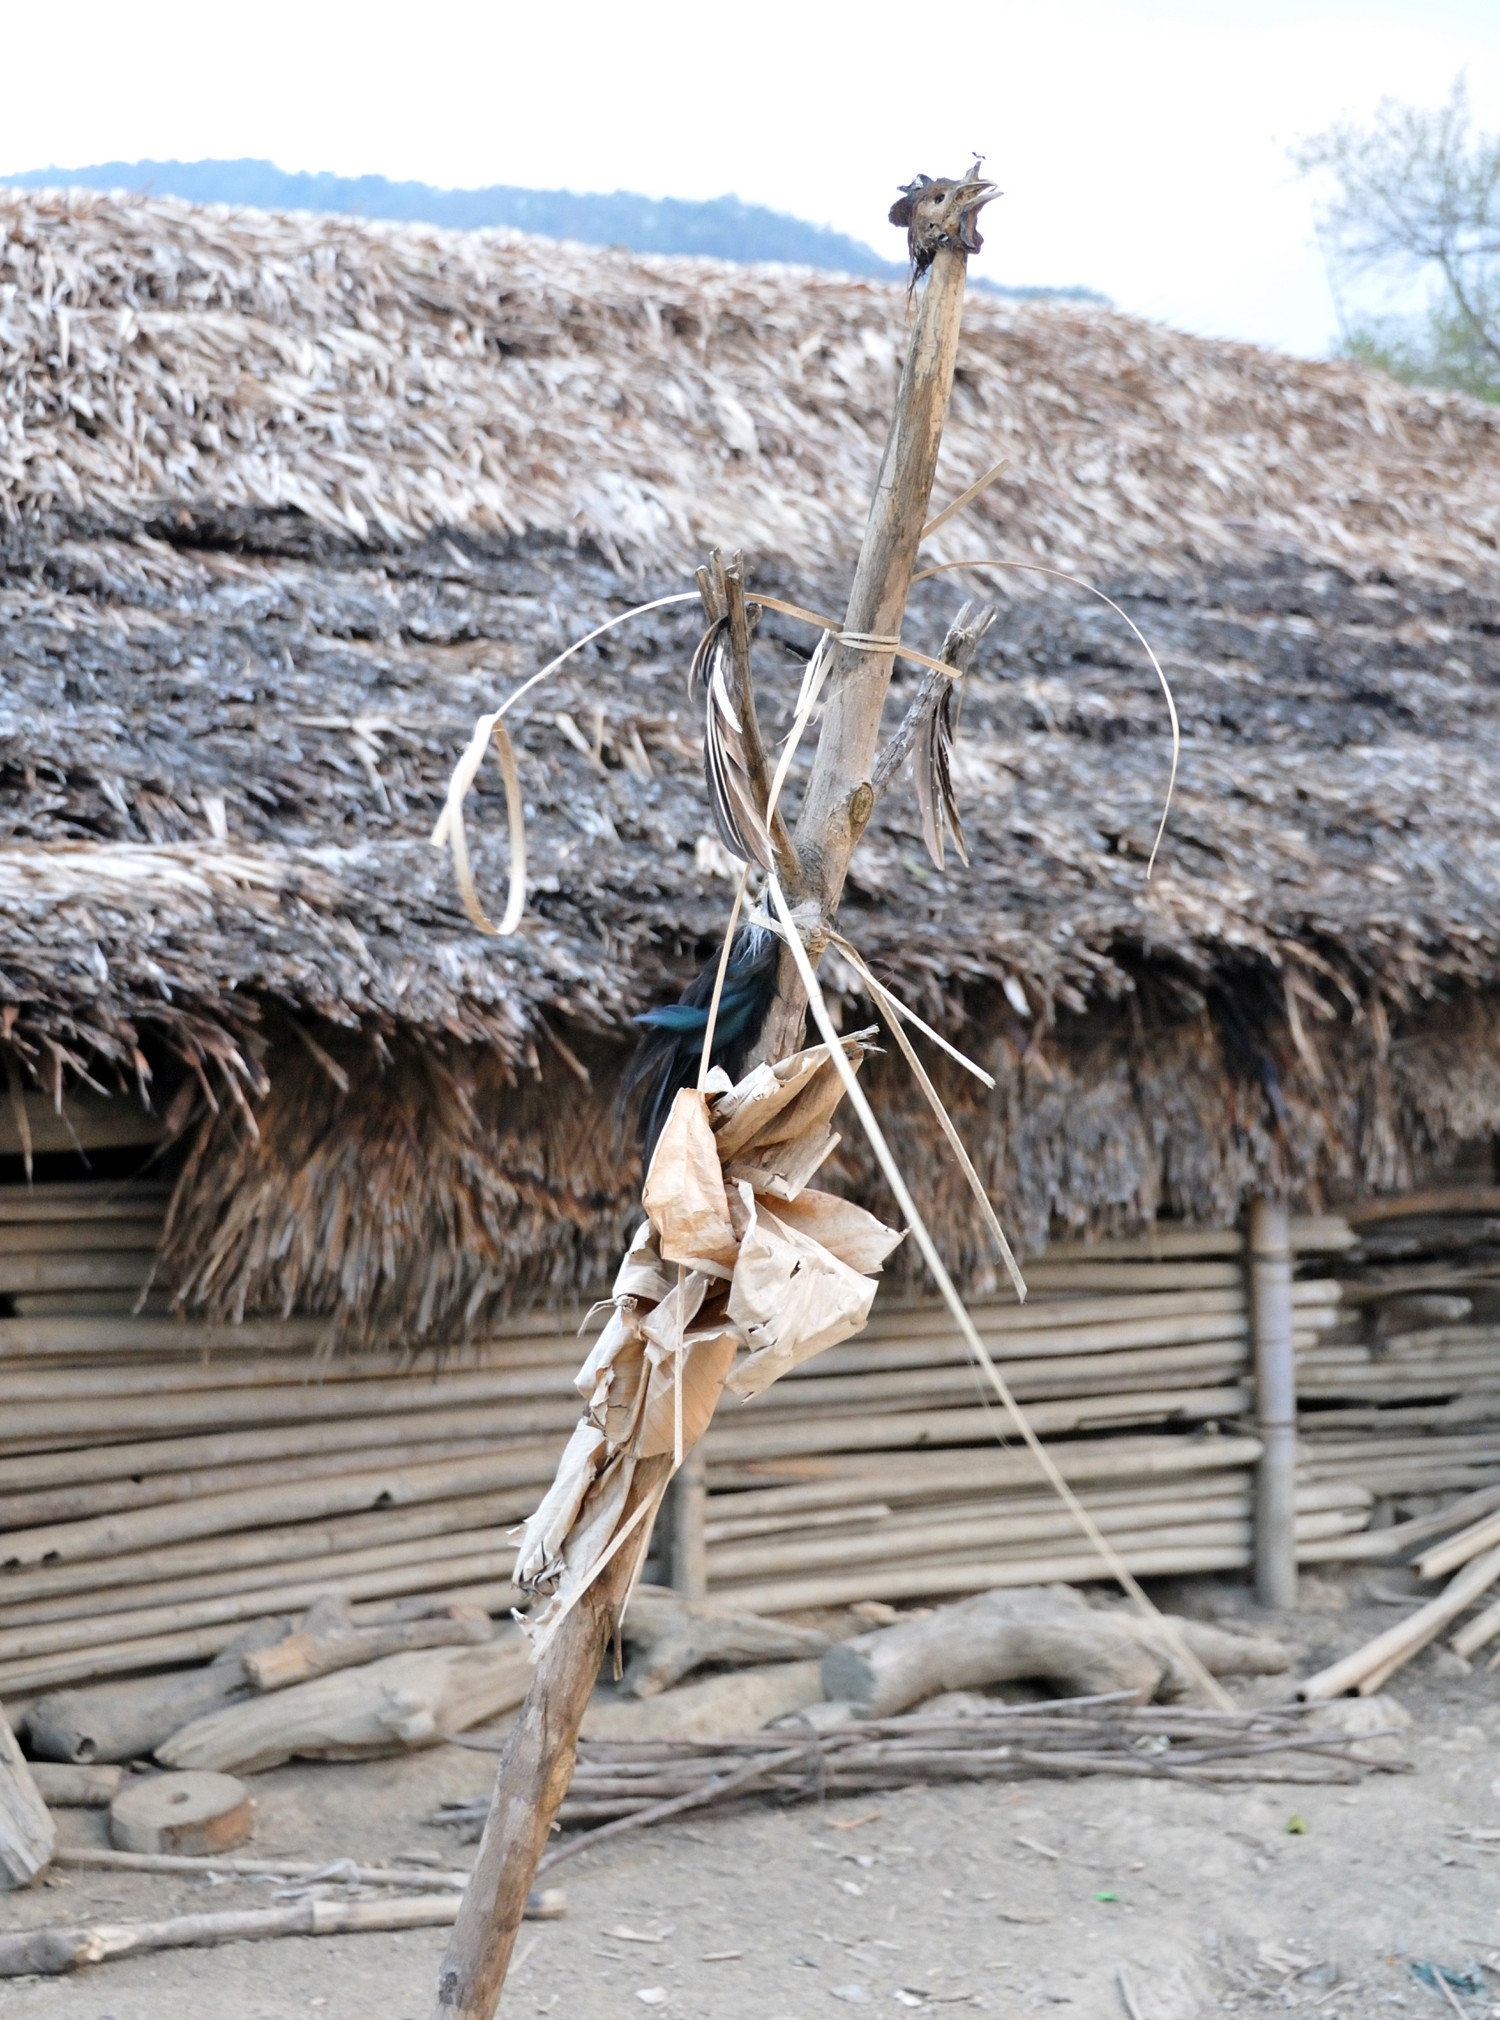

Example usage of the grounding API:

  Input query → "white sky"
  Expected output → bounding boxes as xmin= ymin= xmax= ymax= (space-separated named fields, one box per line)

xmin=5 ymin=0 xmax=1500 ymax=357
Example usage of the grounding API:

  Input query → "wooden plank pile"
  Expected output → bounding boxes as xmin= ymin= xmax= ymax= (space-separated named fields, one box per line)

xmin=696 ymin=1219 xmax=1363 ymax=1612
xmin=0 ymin=1180 xmax=1422 ymax=1701
xmin=1295 ymin=1190 xmax=1500 ymax=1543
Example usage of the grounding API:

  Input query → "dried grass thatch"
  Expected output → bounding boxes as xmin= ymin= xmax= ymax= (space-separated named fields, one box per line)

xmin=3 ymin=185 xmax=1500 ymax=1332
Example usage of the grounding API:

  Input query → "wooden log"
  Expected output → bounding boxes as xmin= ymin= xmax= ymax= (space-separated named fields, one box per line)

xmin=448 ymin=1282 xmax=700 ymax=2000
xmin=1009 ymin=1263 xmax=1244 ymax=1293
xmin=53 ymin=1844 xmax=472 ymax=1887
xmin=9 ymin=1291 xmax=174 ymax=1318
xmin=0 ymin=1443 xmax=563 ymax=1571
xmin=0 ymin=1181 xmax=170 ymax=1221
xmin=665 ymin=1446 xmax=708 ymax=1602
xmin=0 ymin=1894 xmax=466 ymax=1978
xmin=705 ymin=1434 xmax=1266 ymax=1514
xmin=0 ymin=1090 xmax=165 ymax=1158
xmin=158 ymin=1631 xmax=534 ymax=1776
xmin=822 ymin=1587 xmax=1290 ymax=1716
xmin=707 ymin=1491 xmax=1259 ymax=1582
xmin=110 ymin=1771 xmax=253 ymax=1855
xmin=0 ymin=1494 xmax=522 ymax=1620
xmin=0 ymin=1254 xmax=157 ymax=1296
xmin=702 ymin=1388 xmax=1252 ymax=1465
xmin=26 ymin=1763 xmax=121 ymax=1807
xmin=803 ymin=1307 xmax=1250 ymax=1373
xmin=0 ymin=1314 xmax=333 ymax=1359
xmin=244 ymin=1605 xmax=493 ymax=1692
xmin=701 ymin=1470 xmax=1356 ymax=1551
xmin=0 ymin=1218 xmax=162 ymax=1257
xmin=1036 ymin=1230 xmax=1242 ymax=1262
xmin=618 ymin=1590 xmax=830 ymax=1698
xmin=0 ymin=1502 xmax=520 ymax=1624
xmin=0 ymin=1544 xmax=520 ymax=1669
xmin=1418 ymin=1507 xmax=1500 ymax=1582
xmin=862 ymin=1287 xmax=1248 ymax=1337
xmin=1344 ymin=1187 xmax=1500 ymax=1225
xmin=0 ymin=1699 xmax=53 ymax=1888
xmin=0 ymin=1349 xmax=578 ymax=1406
xmin=1450 ymin=1592 xmax=1500 ymax=1660
xmin=1300 ymin=1543 xmax=1500 ymax=1699
xmin=711 ymin=1508 xmax=1365 ymax=1600
xmin=23 ymin=1618 xmax=293 ymax=1762
xmin=0 ymin=1435 xmax=524 ymax=1533
xmin=0 ymin=1580 xmax=526 ymax=1700
xmin=709 ymin=1541 xmax=1262 ymax=1615
xmin=1250 ymin=1199 xmax=1298 ymax=1610
xmin=0 ymin=1366 xmax=580 ymax=1445
xmin=1036 ymin=1221 xmax=1353 ymax=1261
xmin=736 ymin=1342 xmax=1247 ymax=1418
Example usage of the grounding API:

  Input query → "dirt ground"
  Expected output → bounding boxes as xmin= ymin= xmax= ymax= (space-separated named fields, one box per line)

xmin=4 ymin=1572 xmax=1500 ymax=2020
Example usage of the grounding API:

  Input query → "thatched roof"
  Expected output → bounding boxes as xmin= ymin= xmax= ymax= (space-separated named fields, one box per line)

xmin=4 ymin=185 xmax=1500 ymax=1332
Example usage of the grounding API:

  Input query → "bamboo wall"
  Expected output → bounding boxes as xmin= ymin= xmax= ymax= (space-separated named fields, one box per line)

xmin=3 ymin=1178 xmax=1498 ymax=1703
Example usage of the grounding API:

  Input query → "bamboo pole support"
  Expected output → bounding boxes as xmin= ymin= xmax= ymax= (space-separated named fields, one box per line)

xmin=668 ymin=1445 xmax=709 ymax=1601
xmin=1249 ymin=1198 xmax=1298 ymax=1609
xmin=433 ymin=1456 xmax=668 ymax=2019
xmin=751 ymin=169 xmax=990 ymax=1063
xmin=431 ymin=167 xmax=991 ymax=2020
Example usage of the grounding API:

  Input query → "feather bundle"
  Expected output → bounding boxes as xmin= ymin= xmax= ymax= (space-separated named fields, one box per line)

xmin=689 ymin=618 xmax=774 ymax=871
xmin=624 ymin=924 xmax=781 ymax=1171
xmin=914 ymin=674 xmax=970 ymax=870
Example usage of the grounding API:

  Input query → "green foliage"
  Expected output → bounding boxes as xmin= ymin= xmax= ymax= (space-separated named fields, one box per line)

xmin=1295 ymin=76 xmax=1500 ymax=402
xmin=1338 ymin=303 xmax=1500 ymax=402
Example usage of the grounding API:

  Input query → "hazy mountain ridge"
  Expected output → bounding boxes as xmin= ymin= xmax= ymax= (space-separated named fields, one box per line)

xmin=3 ymin=157 xmax=1105 ymax=301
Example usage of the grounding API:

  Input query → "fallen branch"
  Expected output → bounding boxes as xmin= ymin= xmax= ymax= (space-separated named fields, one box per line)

xmin=53 ymin=1844 xmax=473 ymax=1890
xmin=0 ymin=1895 xmax=462 ymax=1978
xmin=243 ymin=1602 xmax=493 ymax=1692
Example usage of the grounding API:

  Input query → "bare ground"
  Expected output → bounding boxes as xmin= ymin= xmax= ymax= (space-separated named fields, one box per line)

xmin=3 ymin=1572 xmax=1498 ymax=2020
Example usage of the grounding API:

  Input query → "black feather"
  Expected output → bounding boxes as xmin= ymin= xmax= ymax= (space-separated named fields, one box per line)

xmin=624 ymin=925 xmax=780 ymax=1172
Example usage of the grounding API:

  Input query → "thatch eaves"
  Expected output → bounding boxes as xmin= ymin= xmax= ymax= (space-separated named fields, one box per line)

xmin=3 ymin=187 xmax=1500 ymax=1328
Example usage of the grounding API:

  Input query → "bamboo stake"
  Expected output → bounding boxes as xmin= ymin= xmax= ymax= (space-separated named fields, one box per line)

xmin=705 ymin=1543 xmax=1261 ymax=1615
xmin=1250 ymin=1199 xmax=1298 ymax=1610
xmin=703 ymin=1387 xmax=1251 ymax=1465
xmin=0 ymin=1436 xmax=524 ymax=1534
xmin=0 ymin=1379 xmax=580 ymax=1448
xmin=1299 ymin=1543 xmax=1500 ymax=1699
xmin=0 ymin=1895 xmax=466 ymax=1978
xmin=0 ymin=1444 xmax=562 ymax=1571
xmin=0 ymin=1539 xmax=519 ymax=1664
xmin=0 ymin=1495 xmax=521 ymax=1620
xmin=1419 ymin=1507 xmax=1500 ymax=1581
xmin=706 ymin=1433 xmax=1266 ymax=1511
xmin=432 ymin=171 xmax=992 ymax=2020
xmin=54 ymin=1845 xmax=472 ymax=1888
xmin=433 ymin=1455 xmax=670 ymax=2020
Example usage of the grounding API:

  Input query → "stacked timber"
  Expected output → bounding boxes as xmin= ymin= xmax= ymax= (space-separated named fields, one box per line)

xmin=1296 ymin=1188 xmax=1500 ymax=1545
xmin=696 ymin=1218 xmax=1363 ymax=1612
xmin=0 ymin=1183 xmax=1381 ymax=1685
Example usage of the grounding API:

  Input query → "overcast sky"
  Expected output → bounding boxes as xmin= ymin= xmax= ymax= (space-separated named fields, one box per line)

xmin=6 ymin=0 xmax=1499 ymax=358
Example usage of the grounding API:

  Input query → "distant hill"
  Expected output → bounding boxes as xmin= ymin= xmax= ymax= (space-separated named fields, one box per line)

xmin=2 ymin=158 xmax=1105 ymax=302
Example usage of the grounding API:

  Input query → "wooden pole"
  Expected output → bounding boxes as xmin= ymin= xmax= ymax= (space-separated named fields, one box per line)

xmin=751 ymin=169 xmax=992 ymax=1064
xmin=668 ymin=1446 xmax=709 ymax=1601
xmin=1249 ymin=1197 xmax=1298 ymax=1609
xmin=432 ymin=1456 xmax=668 ymax=2019
xmin=430 ymin=167 xmax=991 ymax=2020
